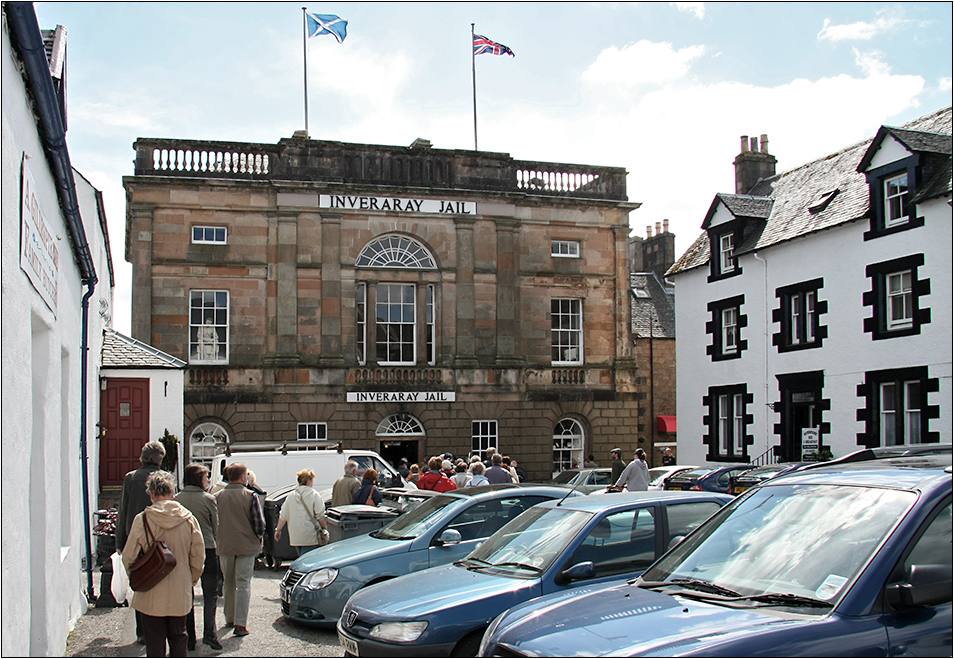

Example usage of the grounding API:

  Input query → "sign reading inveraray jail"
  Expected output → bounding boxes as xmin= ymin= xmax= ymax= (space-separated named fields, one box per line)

xmin=20 ymin=158 xmax=59 ymax=313
xmin=320 ymin=195 xmax=476 ymax=215
xmin=347 ymin=391 xmax=456 ymax=403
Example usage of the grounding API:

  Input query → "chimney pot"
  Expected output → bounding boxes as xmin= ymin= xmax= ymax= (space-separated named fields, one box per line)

xmin=663 ymin=219 xmax=669 ymax=233
xmin=646 ymin=226 xmax=652 ymax=239
xmin=760 ymin=134 xmax=769 ymax=153
xmin=740 ymin=136 xmax=749 ymax=153
xmin=655 ymin=222 xmax=661 ymax=236
xmin=750 ymin=136 xmax=759 ymax=152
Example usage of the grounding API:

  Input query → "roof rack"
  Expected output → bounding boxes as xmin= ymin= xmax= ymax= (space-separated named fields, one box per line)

xmin=224 ymin=440 xmax=343 ymax=456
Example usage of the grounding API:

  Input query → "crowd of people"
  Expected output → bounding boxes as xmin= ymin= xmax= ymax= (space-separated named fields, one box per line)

xmin=115 ymin=441 xmax=653 ymax=656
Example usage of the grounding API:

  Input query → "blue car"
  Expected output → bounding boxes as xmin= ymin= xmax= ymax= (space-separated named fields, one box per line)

xmin=664 ymin=463 xmax=752 ymax=493
xmin=336 ymin=491 xmax=731 ymax=657
xmin=479 ymin=455 xmax=953 ymax=657
xmin=279 ymin=484 xmax=580 ymax=625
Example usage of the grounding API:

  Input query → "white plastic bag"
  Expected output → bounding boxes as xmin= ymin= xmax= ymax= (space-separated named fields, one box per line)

xmin=110 ymin=551 xmax=130 ymax=604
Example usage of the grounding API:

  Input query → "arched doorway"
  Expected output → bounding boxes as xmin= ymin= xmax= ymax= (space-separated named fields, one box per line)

xmin=375 ymin=414 xmax=425 ymax=469
xmin=552 ymin=418 xmax=585 ymax=477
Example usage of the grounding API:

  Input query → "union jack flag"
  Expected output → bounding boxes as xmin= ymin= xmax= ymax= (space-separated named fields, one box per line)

xmin=473 ymin=33 xmax=514 ymax=57
xmin=306 ymin=12 xmax=348 ymax=43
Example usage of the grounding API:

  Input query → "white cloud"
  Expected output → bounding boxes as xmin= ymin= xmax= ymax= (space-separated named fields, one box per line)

xmin=71 ymin=99 xmax=166 ymax=135
xmin=582 ymin=40 xmax=705 ymax=89
xmin=853 ymin=49 xmax=892 ymax=77
xmin=818 ymin=15 xmax=906 ymax=41
xmin=671 ymin=3 xmax=705 ymax=20
xmin=939 ymin=77 xmax=952 ymax=92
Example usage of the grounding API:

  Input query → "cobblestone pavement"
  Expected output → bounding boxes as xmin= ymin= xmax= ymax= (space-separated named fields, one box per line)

xmin=68 ymin=564 xmax=343 ymax=657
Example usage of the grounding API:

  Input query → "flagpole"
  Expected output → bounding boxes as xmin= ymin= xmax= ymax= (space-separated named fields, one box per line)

xmin=302 ymin=7 xmax=309 ymax=136
xmin=471 ymin=23 xmax=478 ymax=151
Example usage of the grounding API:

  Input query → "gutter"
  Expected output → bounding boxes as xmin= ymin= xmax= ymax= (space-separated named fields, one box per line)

xmin=6 ymin=1 xmax=99 ymax=601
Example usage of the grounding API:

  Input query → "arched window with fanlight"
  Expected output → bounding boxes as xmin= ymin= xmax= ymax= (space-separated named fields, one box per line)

xmin=376 ymin=414 xmax=426 ymax=437
xmin=552 ymin=418 xmax=585 ymax=477
xmin=189 ymin=421 xmax=229 ymax=468
xmin=355 ymin=234 xmax=438 ymax=367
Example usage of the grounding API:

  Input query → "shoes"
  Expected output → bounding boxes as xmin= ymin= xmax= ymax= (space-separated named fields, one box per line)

xmin=188 ymin=642 xmax=196 ymax=651
xmin=233 ymin=626 xmax=249 ymax=637
xmin=203 ymin=637 xmax=223 ymax=651
xmin=224 ymin=621 xmax=234 ymax=628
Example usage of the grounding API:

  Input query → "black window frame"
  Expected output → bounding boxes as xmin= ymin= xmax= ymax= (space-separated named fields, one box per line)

xmin=707 ymin=223 xmax=743 ymax=282
xmin=702 ymin=384 xmax=752 ymax=462
xmin=863 ymin=155 xmax=923 ymax=240
xmin=706 ymin=295 xmax=746 ymax=361
xmin=855 ymin=366 xmax=940 ymax=449
xmin=773 ymin=278 xmax=827 ymax=352
xmin=863 ymin=254 xmax=930 ymax=341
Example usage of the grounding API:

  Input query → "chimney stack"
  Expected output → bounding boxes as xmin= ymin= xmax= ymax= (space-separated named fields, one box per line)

xmin=734 ymin=132 xmax=777 ymax=195
xmin=646 ymin=226 xmax=652 ymax=239
xmin=655 ymin=222 xmax=661 ymax=236
xmin=663 ymin=219 xmax=669 ymax=233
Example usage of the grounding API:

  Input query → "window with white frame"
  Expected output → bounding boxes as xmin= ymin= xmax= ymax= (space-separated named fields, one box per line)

xmin=552 ymin=418 xmax=585 ymax=476
xmin=472 ymin=420 xmax=498 ymax=462
xmin=705 ymin=384 xmax=749 ymax=461
xmin=376 ymin=283 xmax=416 ymax=364
xmin=189 ymin=290 xmax=228 ymax=363
xmin=719 ymin=233 xmax=735 ymax=274
xmin=884 ymin=173 xmax=908 ymax=227
xmin=886 ymin=270 xmax=913 ymax=329
xmin=297 ymin=422 xmax=328 ymax=442
xmin=551 ymin=240 xmax=580 ymax=258
xmin=551 ymin=298 xmax=583 ymax=364
xmin=722 ymin=307 xmax=738 ymax=354
xmin=356 ymin=283 xmax=367 ymax=364
xmin=880 ymin=381 xmax=922 ymax=446
xmin=356 ymin=235 xmax=438 ymax=366
xmin=774 ymin=279 xmax=826 ymax=352
xmin=189 ymin=422 xmax=229 ymax=468
xmin=192 ymin=226 xmax=227 ymax=244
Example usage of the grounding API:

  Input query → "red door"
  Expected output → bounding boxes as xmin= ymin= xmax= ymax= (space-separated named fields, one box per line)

xmin=100 ymin=378 xmax=150 ymax=487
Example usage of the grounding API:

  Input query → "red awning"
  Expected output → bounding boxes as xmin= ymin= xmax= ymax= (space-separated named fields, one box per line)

xmin=657 ymin=415 xmax=677 ymax=433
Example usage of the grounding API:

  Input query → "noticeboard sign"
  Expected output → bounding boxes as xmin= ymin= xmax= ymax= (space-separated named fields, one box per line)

xmin=20 ymin=158 xmax=59 ymax=313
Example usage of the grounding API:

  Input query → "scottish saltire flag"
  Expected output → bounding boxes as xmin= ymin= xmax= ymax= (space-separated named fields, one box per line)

xmin=307 ymin=12 xmax=348 ymax=43
xmin=473 ymin=33 xmax=514 ymax=57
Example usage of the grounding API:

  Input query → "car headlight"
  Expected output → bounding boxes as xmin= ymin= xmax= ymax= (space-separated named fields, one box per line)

xmin=299 ymin=568 xmax=338 ymax=590
xmin=369 ymin=621 xmax=428 ymax=643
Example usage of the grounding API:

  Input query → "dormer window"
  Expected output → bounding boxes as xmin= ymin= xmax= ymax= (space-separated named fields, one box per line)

xmin=719 ymin=233 xmax=735 ymax=274
xmin=884 ymin=173 xmax=908 ymax=227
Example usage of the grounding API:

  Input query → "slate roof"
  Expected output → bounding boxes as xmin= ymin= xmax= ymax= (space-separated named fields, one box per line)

xmin=631 ymin=272 xmax=675 ymax=339
xmin=102 ymin=329 xmax=186 ymax=369
xmin=669 ymin=106 xmax=953 ymax=276
xmin=703 ymin=194 xmax=774 ymax=228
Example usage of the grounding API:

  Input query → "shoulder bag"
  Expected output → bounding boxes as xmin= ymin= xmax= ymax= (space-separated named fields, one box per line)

xmin=129 ymin=510 xmax=177 ymax=592
xmin=298 ymin=490 xmax=329 ymax=546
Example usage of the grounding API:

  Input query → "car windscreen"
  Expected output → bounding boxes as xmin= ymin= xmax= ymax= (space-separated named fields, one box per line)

xmin=372 ymin=494 xmax=461 ymax=540
xmin=462 ymin=506 xmax=593 ymax=577
xmin=550 ymin=471 xmax=581 ymax=485
xmin=671 ymin=468 xmax=712 ymax=481
xmin=649 ymin=468 xmax=676 ymax=486
xmin=641 ymin=483 xmax=915 ymax=604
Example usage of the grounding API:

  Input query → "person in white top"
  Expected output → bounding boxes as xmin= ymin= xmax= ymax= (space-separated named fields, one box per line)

xmin=613 ymin=449 xmax=650 ymax=492
xmin=274 ymin=469 xmax=329 ymax=556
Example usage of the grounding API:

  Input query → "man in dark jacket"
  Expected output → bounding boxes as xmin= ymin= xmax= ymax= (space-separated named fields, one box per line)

xmin=116 ymin=440 xmax=166 ymax=643
xmin=610 ymin=448 xmax=627 ymax=484
xmin=485 ymin=454 xmax=515 ymax=484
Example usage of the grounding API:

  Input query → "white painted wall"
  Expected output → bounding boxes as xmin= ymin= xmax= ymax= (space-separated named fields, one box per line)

xmin=674 ymin=193 xmax=952 ymax=467
xmin=1 ymin=24 xmax=113 ymax=657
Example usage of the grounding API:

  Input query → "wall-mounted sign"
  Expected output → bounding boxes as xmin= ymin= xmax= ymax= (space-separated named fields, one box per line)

xmin=801 ymin=427 xmax=820 ymax=461
xmin=320 ymin=195 xmax=476 ymax=215
xmin=20 ymin=158 xmax=59 ymax=313
xmin=347 ymin=391 xmax=456 ymax=403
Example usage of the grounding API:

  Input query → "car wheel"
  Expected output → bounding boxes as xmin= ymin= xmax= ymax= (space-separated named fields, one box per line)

xmin=450 ymin=629 xmax=484 ymax=657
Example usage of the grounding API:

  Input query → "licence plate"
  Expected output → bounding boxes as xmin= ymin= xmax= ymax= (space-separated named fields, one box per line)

xmin=280 ymin=585 xmax=290 ymax=605
xmin=338 ymin=631 xmax=359 ymax=656
xmin=733 ymin=485 xmax=750 ymax=495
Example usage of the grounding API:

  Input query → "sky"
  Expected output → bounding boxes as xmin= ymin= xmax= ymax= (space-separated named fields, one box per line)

xmin=34 ymin=1 xmax=953 ymax=335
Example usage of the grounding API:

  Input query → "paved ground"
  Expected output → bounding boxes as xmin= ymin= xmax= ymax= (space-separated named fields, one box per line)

xmin=68 ymin=564 xmax=343 ymax=657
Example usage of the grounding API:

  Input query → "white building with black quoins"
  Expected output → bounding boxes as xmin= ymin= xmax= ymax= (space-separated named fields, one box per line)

xmin=667 ymin=107 xmax=952 ymax=467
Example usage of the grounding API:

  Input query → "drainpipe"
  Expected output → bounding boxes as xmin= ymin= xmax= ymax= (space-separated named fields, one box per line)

xmin=7 ymin=2 xmax=100 ymax=601
xmin=753 ymin=252 xmax=771 ymax=463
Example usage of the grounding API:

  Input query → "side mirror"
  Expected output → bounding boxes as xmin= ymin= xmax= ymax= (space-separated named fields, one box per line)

xmin=886 ymin=564 xmax=953 ymax=608
xmin=668 ymin=535 xmax=685 ymax=549
xmin=435 ymin=529 xmax=462 ymax=547
xmin=556 ymin=561 xmax=595 ymax=585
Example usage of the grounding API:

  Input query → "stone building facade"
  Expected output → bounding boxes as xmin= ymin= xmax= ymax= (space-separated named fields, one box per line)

xmin=124 ymin=136 xmax=640 ymax=480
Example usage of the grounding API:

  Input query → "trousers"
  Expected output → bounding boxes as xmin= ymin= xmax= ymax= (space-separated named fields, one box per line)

xmin=186 ymin=549 xmax=219 ymax=643
xmin=219 ymin=553 xmax=255 ymax=628
xmin=141 ymin=613 xmax=187 ymax=657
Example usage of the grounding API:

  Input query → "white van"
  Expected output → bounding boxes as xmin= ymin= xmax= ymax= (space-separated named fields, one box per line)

xmin=210 ymin=441 xmax=406 ymax=495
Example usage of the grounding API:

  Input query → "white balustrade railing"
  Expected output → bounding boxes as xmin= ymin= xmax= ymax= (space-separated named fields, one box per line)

xmin=149 ymin=148 xmax=271 ymax=175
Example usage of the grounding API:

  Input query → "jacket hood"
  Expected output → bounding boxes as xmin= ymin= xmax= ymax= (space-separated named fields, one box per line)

xmin=143 ymin=499 xmax=195 ymax=531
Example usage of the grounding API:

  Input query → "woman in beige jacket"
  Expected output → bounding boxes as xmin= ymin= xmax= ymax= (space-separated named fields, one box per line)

xmin=123 ymin=471 xmax=205 ymax=657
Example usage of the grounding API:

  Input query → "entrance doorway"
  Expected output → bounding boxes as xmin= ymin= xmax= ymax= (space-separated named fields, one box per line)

xmin=100 ymin=378 xmax=150 ymax=487
xmin=776 ymin=371 xmax=829 ymax=462
xmin=378 ymin=440 xmax=421 ymax=471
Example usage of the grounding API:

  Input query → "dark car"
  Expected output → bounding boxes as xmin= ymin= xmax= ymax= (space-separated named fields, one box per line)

xmin=279 ymin=484 xmax=582 ymax=626
xmin=665 ymin=464 xmax=752 ymax=493
xmin=807 ymin=443 xmax=953 ymax=468
xmin=726 ymin=462 xmax=809 ymax=496
xmin=478 ymin=455 xmax=952 ymax=657
xmin=337 ymin=491 xmax=730 ymax=657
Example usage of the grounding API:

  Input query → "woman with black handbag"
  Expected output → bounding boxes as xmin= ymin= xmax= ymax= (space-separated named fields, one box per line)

xmin=122 ymin=471 xmax=205 ymax=657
